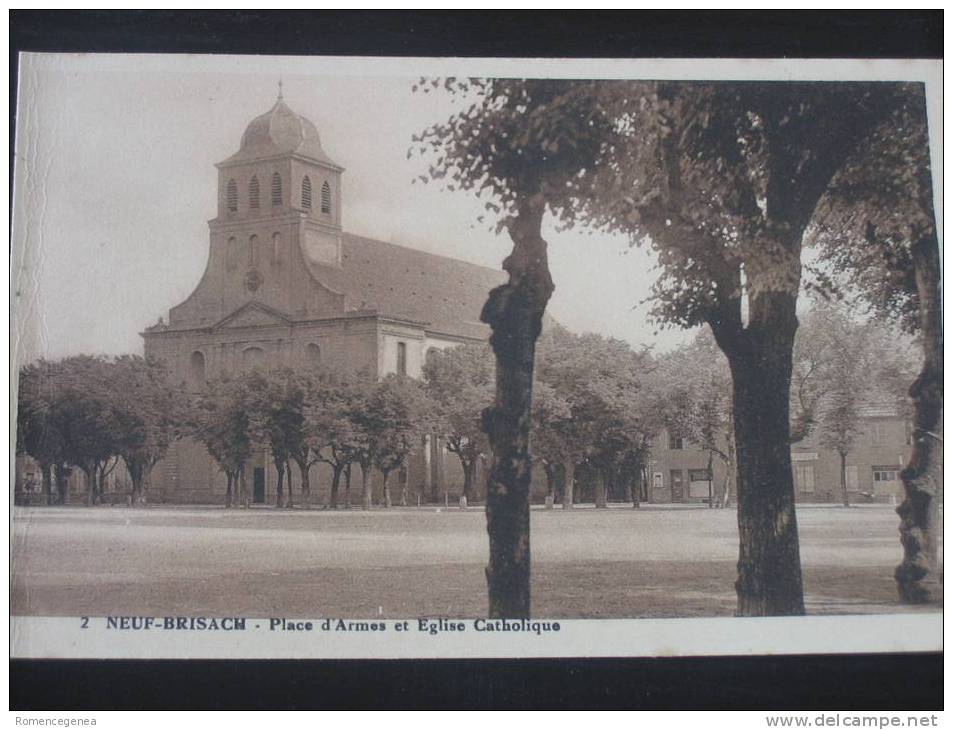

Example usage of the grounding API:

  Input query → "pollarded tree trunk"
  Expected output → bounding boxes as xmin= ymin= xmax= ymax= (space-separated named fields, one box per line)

xmin=361 ymin=460 xmax=372 ymax=510
xmin=896 ymin=232 xmax=943 ymax=603
xmin=562 ymin=460 xmax=575 ymax=510
xmin=839 ymin=451 xmax=850 ymax=507
xmin=480 ymin=195 xmax=553 ymax=619
xmin=274 ymin=459 xmax=285 ymax=508
xmin=594 ymin=468 xmax=608 ymax=509
xmin=381 ymin=471 xmax=392 ymax=508
xmin=55 ymin=464 xmax=70 ymax=505
xmin=726 ymin=292 xmax=805 ymax=617
xmin=225 ymin=473 xmax=233 ymax=508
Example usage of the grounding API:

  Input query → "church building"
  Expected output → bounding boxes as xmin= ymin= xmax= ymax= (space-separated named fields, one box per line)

xmin=141 ymin=91 xmax=506 ymax=504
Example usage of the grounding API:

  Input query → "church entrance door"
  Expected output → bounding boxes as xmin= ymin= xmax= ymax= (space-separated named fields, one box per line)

xmin=253 ymin=467 xmax=266 ymax=504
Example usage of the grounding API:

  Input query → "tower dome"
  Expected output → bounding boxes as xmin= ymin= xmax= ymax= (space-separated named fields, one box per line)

xmin=223 ymin=91 xmax=339 ymax=167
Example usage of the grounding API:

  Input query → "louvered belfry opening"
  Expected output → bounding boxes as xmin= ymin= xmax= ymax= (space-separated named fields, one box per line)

xmin=249 ymin=176 xmax=260 ymax=209
xmin=321 ymin=180 xmax=331 ymax=214
xmin=302 ymin=175 xmax=312 ymax=209
xmin=271 ymin=172 xmax=283 ymax=206
xmin=226 ymin=179 xmax=238 ymax=212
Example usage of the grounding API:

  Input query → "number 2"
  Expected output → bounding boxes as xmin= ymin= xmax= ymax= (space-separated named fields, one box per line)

xmin=80 ymin=617 xmax=89 ymax=629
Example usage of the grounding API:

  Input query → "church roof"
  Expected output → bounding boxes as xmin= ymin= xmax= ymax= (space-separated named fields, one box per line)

xmin=221 ymin=96 xmax=341 ymax=168
xmin=306 ymin=233 xmax=507 ymax=341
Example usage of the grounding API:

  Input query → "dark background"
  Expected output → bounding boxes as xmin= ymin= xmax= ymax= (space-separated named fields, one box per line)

xmin=9 ymin=9 xmax=942 ymax=711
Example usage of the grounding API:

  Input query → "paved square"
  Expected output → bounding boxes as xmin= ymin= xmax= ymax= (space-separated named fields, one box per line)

xmin=11 ymin=503 xmax=941 ymax=618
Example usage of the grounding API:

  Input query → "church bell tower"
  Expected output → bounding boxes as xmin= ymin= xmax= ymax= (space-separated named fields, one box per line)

xmin=209 ymin=85 xmax=344 ymax=314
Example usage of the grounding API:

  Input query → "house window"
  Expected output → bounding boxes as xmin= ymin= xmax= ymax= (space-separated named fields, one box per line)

xmin=271 ymin=232 xmax=281 ymax=265
xmin=396 ymin=342 xmax=407 ymax=376
xmin=302 ymin=175 xmax=312 ymax=209
xmin=226 ymin=237 xmax=237 ymax=270
xmin=870 ymin=420 xmax=889 ymax=445
xmin=226 ymin=179 xmax=238 ymax=212
xmin=321 ymin=180 xmax=331 ymax=214
xmin=794 ymin=464 xmax=815 ymax=493
xmin=271 ymin=173 xmax=283 ymax=206
xmin=249 ymin=176 xmax=260 ymax=209
xmin=872 ymin=466 xmax=900 ymax=483
xmin=668 ymin=433 xmax=684 ymax=450
xmin=190 ymin=351 xmax=206 ymax=385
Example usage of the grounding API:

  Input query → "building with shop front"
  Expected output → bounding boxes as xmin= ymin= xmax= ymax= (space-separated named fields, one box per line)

xmin=647 ymin=406 xmax=913 ymax=505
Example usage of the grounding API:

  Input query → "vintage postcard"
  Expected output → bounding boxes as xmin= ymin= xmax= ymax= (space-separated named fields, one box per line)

xmin=10 ymin=53 xmax=942 ymax=660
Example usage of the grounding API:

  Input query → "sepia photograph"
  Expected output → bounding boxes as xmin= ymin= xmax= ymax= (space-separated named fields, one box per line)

xmin=10 ymin=49 xmax=942 ymax=667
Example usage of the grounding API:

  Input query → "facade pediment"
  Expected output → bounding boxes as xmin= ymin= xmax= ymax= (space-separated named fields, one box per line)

xmin=213 ymin=302 xmax=292 ymax=330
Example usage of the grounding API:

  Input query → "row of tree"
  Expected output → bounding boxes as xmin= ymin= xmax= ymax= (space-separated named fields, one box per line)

xmin=17 ymin=302 xmax=909 ymax=514
xmin=414 ymin=78 xmax=940 ymax=614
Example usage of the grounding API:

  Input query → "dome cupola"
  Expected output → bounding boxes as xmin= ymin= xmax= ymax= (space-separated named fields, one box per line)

xmin=223 ymin=87 xmax=339 ymax=167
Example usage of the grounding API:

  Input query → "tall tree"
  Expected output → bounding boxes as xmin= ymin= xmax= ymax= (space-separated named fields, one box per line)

xmin=416 ymin=79 xmax=616 ymax=616
xmin=421 ymin=78 xmax=906 ymax=615
xmin=423 ymin=344 xmax=494 ymax=504
xmin=109 ymin=355 xmax=180 ymax=505
xmin=809 ymin=84 xmax=941 ymax=601
xmin=191 ymin=376 xmax=253 ymax=508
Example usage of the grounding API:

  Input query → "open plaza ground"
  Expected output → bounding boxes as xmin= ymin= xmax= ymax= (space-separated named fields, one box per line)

xmin=11 ymin=503 xmax=942 ymax=619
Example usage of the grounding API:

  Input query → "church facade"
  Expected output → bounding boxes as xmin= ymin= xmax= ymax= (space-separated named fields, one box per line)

xmin=142 ymin=92 xmax=506 ymax=505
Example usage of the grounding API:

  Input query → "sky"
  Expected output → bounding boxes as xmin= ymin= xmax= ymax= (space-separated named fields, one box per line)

xmin=12 ymin=55 xmax=942 ymax=367
xmin=12 ymin=54 xmax=691 ymax=367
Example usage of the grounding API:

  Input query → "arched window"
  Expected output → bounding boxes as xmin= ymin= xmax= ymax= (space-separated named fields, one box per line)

xmin=270 ymin=232 xmax=281 ymax=265
xmin=225 ymin=237 xmax=237 ymax=270
xmin=301 ymin=175 xmax=312 ymax=209
xmin=306 ymin=342 xmax=321 ymax=365
xmin=242 ymin=346 xmax=265 ymax=371
xmin=190 ymin=351 xmax=206 ymax=385
xmin=271 ymin=173 xmax=283 ymax=206
xmin=249 ymin=176 xmax=260 ymax=209
xmin=321 ymin=181 xmax=331 ymax=214
xmin=248 ymin=235 xmax=259 ymax=268
xmin=226 ymin=179 xmax=238 ymax=212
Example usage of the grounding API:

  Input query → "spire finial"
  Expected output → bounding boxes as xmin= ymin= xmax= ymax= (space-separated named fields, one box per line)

xmin=277 ymin=78 xmax=284 ymax=101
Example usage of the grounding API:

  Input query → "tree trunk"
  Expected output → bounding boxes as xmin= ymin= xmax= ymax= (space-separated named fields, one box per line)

xmin=298 ymin=460 xmax=311 ymax=508
xmin=594 ymin=468 xmax=608 ymax=508
xmin=839 ymin=451 xmax=850 ymax=507
xmin=274 ymin=459 xmax=285 ymax=508
xmin=462 ymin=459 xmax=477 ymax=504
xmin=344 ymin=463 xmax=352 ymax=509
xmin=479 ymin=195 xmax=553 ymax=618
xmin=726 ymin=292 xmax=805 ymax=617
xmin=329 ymin=465 xmax=342 ymax=509
xmin=543 ymin=463 xmax=556 ymax=509
xmin=896 ymin=231 xmax=943 ymax=604
xmin=562 ymin=460 xmax=575 ymax=510
xmin=723 ymin=426 xmax=737 ymax=508
xmin=225 ymin=473 xmax=233 ymax=508
xmin=361 ymin=461 xmax=372 ymax=510
xmin=55 ymin=464 xmax=69 ymax=504
xmin=381 ymin=471 xmax=392 ymax=508
xmin=286 ymin=460 xmax=294 ymax=508
xmin=83 ymin=467 xmax=96 ymax=506
xmin=707 ymin=450 xmax=715 ymax=509
xmin=239 ymin=467 xmax=248 ymax=508
xmin=41 ymin=461 xmax=52 ymax=505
